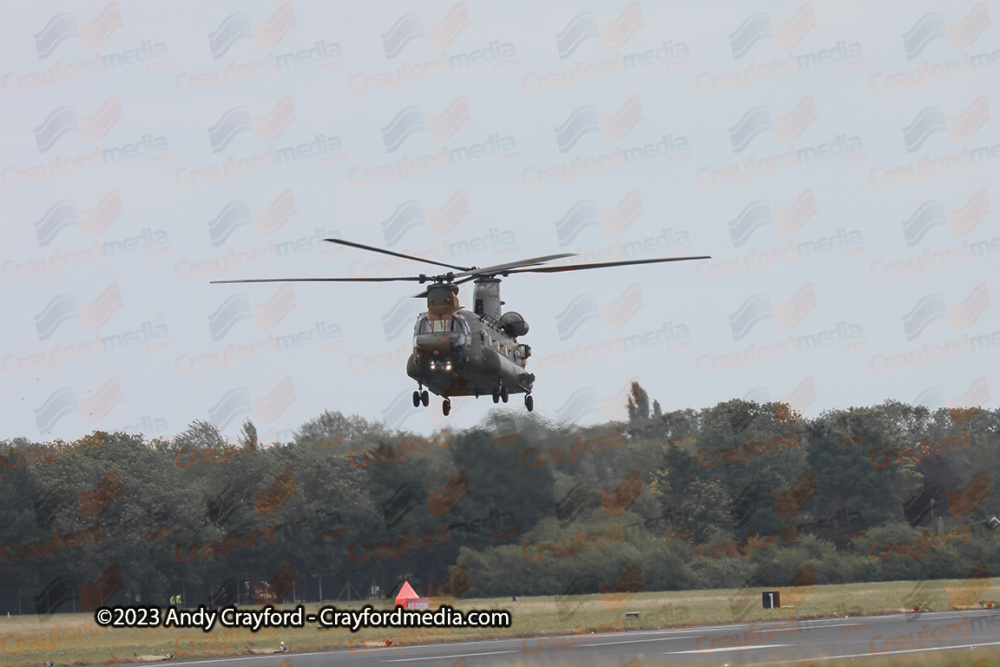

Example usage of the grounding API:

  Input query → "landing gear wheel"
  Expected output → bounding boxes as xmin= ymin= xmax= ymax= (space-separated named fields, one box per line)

xmin=525 ymin=394 xmax=533 ymax=412
xmin=500 ymin=386 xmax=509 ymax=403
xmin=412 ymin=391 xmax=421 ymax=408
xmin=421 ymin=390 xmax=429 ymax=407
xmin=442 ymin=399 xmax=451 ymax=416
xmin=492 ymin=388 xmax=500 ymax=404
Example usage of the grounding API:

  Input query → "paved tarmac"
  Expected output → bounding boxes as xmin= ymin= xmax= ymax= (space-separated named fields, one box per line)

xmin=142 ymin=609 xmax=1000 ymax=667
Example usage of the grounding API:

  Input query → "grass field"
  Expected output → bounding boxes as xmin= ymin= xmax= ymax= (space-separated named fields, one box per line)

xmin=1 ymin=577 xmax=997 ymax=666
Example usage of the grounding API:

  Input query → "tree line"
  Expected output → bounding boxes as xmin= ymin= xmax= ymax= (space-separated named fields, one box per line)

xmin=1 ymin=387 xmax=998 ymax=615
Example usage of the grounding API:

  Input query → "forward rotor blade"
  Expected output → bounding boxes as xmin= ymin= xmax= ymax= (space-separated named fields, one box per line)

xmin=505 ymin=255 xmax=711 ymax=274
xmin=326 ymin=238 xmax=472 ymax=272
xmin=453 ymin=252 xmax=577 ymax=277
xmin=211 ymin=276 xmax=426 ymax=284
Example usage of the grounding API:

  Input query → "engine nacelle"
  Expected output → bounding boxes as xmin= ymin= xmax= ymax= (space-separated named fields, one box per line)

xmin=499 ymin=312 xmax=529 ymax=337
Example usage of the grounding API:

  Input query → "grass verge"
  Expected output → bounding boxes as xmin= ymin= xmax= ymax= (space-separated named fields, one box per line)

xmin=0 ymin=576 xmax=996 ymax=666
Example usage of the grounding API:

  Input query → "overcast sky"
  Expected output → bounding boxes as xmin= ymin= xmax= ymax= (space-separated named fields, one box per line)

xmin=1 ymin=0 xmax=996 ymax=444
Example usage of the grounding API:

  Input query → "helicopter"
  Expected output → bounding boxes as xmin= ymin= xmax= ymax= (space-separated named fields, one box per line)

xmin=213 ymin=239 xmax=708 ymax=416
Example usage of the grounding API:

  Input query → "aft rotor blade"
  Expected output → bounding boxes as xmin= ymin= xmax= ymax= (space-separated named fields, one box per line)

xmin=505 ymin=255 xmax=712 ymax=274
xmin=453 ymin=252 xmax=577 ymax=277
xmin=326 ymin=238 xmax=472 ymax=272
xmin=211 ymin=276 xmax=427 ymax=284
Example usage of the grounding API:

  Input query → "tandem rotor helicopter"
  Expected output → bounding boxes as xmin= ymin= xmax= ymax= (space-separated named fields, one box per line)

xmin=213 ymin=239 xmax=708 ymax=416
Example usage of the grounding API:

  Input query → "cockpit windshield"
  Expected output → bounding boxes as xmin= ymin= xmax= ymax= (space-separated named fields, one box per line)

xmin=416 ymin=316 xmax=469 ymax=334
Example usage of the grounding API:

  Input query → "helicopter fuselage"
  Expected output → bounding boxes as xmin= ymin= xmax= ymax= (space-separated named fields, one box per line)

xmin=406 ymin=308 xmax=533 ymax=398
xmin=210 ymin=236 xmax=707 ymax=415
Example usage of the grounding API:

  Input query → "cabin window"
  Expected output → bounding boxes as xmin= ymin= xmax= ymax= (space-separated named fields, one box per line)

xmin=416 ymin=316 xmax=468 ymax=334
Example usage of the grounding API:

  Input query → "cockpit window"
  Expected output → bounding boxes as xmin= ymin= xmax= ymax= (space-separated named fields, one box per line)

xmin=416 ymin=316 xmax=468 ymax=334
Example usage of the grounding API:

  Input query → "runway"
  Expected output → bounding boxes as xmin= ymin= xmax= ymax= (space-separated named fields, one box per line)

xmin=148 ymin=609 xmax=1000 ymax=667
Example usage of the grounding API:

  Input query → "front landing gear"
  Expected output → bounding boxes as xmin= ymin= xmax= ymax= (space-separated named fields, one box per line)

xmin=413 ymin=390 xmax=429 ymax=407
xmin=442 ymin=398 xmax=452 ymax=416
xmin=525 ymin=394 xmax=533 ymax=412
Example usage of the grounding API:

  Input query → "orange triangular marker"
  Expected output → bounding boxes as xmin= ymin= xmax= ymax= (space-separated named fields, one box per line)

xmin=395 ymin=581 xmax=419 ymax=606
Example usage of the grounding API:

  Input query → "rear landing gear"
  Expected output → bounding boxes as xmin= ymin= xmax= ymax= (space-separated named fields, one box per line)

xmin=492 ymin=388 xmax=500 ymax=404
xmin=500 ymin=386 xmax=509 ymax=403
xmin=525 ymin=394 xmax=533 ymax=412
xmin=442 ymin=398 xmax=451 ymax=416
